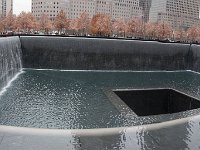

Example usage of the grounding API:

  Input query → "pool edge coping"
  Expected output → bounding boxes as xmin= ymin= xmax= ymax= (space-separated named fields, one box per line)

xmin=0 ymin=114 xmax=197 ymax=136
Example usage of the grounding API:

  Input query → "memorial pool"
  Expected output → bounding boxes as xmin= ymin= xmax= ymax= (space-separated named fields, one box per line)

xmin=1 ymin=69 xmax=200 ymax=130
xmin=1 ymin=36 xmax=200 ymax=149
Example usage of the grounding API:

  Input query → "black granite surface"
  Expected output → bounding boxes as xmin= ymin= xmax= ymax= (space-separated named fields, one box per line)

xmin=20 ymin=36 xmax=191 ymax=71
xmin=114 ymin=89 xmax=200 ymax=116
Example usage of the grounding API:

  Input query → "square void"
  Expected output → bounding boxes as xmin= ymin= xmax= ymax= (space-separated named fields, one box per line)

xmin=114 ymin=89 xmax=200 ymax=117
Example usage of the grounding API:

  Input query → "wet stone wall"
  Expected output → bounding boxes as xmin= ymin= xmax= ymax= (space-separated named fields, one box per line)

xmin=190 ymin=44 xmax=200 ymax=72
xmin=20 ymin=36 xmax=192 ymax=71
xmin=0 ymin=36 xmax=22 ymax=90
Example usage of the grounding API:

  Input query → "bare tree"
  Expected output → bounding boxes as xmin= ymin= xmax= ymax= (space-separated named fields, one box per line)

xmin=126 ymin=17 xmax=143 ymax=38
xmin=112 ymin=18 xmax=126 ymax=37
xmin=144 ymin=22 xmax=157 ymax=39
xmin=54 ymin=10 xmax=68 ymax=34
xmin=16 ymin=11 xmax=38 ymax=33
xmin=69 ymin=19 xmax=78 ymax=35
xmin=2 ymin=10 xmax=16 ymax=32
xmin=90 ymin=14 xmax=111 ymax=36
xmin=39 ymin=14 xmax=53 ymax=34
xmin=187 ymin=26 xmax=200 ymax=43
xmin=0 ymin=20 xmax=5 ymax=34
xmin=77 ymin=12 xmax=90 ymax=35
xmin=173 ymin=29 xmax=187 ymax=42
xmin=156 ymin=21 xmax=172 ymax=40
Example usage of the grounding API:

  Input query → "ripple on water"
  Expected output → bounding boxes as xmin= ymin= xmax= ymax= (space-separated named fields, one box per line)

xmin=0 ymin=69 xmax=200 ymax=129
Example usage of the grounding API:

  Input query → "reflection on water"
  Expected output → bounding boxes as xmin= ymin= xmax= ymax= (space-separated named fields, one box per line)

xmin=113 ymin=116 xmax=200 ymax=150
xmin=2 ymin=119 xmax=200 ymax=150
xmin=185 ymin=116 xmax=200 ymax=150
xmin=0 ymin=69 xmax=200 ymax=129
xmin=75 ymin=127 xmax=146 ymax=150
xmin=95 ymin=119 xmax=200 ymax=150
xmin=119 ymin=127 xmax=145 ymax=150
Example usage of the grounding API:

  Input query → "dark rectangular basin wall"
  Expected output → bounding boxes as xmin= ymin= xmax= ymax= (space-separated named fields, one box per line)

xmin=20 ymin=36 xmax=192 ymax=71
xmin=169 ymin=91 xmax=200 ymax=113
xmin=190 ymin=44 xmax=200 ymax=72
xmin=114 ymin=89 xmax=200 ymax=116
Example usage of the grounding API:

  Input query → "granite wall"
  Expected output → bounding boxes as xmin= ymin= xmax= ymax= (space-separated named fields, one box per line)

xmin=190 ymin=44 xmax=200 ymax=72
xmin=20 ymin=36 xmax=192 ymax=71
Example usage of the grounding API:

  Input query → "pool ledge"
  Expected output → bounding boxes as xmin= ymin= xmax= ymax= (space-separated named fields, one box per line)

xmin=0 ymin=115 xmax=198 ymax=149
xmin=0 ymin=115 xmax=194 ymax=135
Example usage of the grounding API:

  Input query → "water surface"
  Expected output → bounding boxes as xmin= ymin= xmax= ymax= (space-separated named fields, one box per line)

xmin=0 ymin=69 xmax=200 ymax=129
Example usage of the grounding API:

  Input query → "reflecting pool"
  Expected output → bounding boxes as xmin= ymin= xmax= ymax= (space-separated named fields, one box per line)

xmin=0 ymin=69 xmax=200 ymax=129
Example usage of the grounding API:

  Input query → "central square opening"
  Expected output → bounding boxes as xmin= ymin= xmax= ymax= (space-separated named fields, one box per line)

xmin=114 ymin=89 xmax=200 ymax=117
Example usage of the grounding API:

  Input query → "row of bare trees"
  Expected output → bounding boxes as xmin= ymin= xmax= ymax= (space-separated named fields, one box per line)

xmin=1 ymin=10 xmax=200 ymax=43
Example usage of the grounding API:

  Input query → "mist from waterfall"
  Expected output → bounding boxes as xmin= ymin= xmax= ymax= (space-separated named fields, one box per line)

xmin=0 ymin=37 xmax=22 ymax=92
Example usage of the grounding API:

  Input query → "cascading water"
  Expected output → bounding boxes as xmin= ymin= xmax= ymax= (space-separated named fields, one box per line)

xmin=0 ymin=36 xmax=22 ymax=92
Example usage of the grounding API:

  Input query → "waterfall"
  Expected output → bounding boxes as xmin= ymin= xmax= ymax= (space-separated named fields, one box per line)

xmin=20 ymin=36 xmax=190 ymax=71
xmin=0 ymin=36 xmax=22 ymax=91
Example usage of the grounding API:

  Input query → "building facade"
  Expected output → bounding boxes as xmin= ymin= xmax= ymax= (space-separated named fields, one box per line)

xmin=139 ymin=0 xmax=151 ymax=23
xmin=32 ymin=0 xmax=143 ymax=20
xmin=32 ymin=0 xmax=68 ymax=20
xmin=96 ymin=0 xmax=112 ymax=15
xmin=112 ymin=0 xmax=142 ymax=20
xmin=68 ymin=0 xmax=142 ymax=20
xmin=68 ymin=0 xmax=96 ymax=19
xmin=0 ymin=0 xmax=13 ymax=18
xmin=149 ymin=0 xmax=200 ymax=30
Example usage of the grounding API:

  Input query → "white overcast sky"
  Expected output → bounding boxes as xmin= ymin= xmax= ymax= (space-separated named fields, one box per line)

xmin=13 ymin=0 xmax=31 ymax=15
